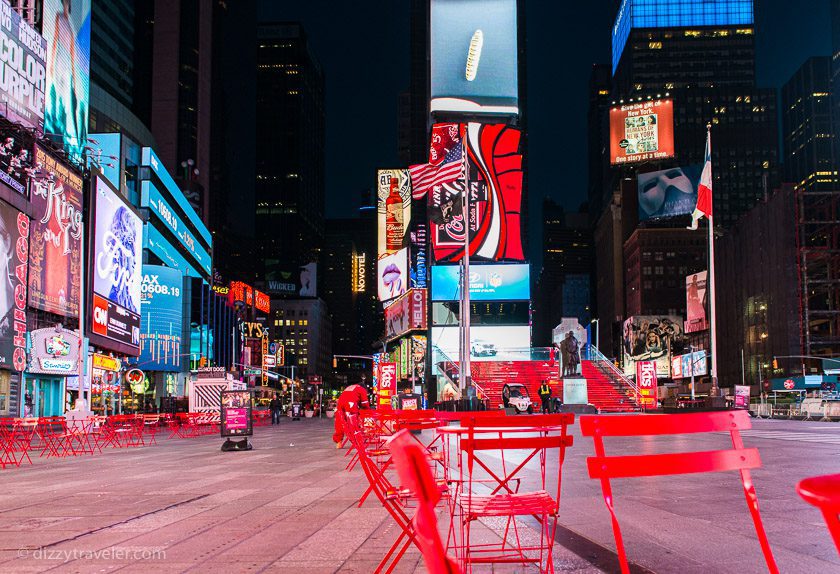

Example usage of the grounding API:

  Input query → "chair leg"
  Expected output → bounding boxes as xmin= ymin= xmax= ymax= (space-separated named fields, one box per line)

xmin=739 ymin=469 xmax=779 ymax=574
xmin=600 ymin=479 xmax=631 ymax=574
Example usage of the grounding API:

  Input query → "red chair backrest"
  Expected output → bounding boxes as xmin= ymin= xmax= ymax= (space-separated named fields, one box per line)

xmin=388 ymin=429 xmax=459 ymax=574
xmin=580 ymin=410 xmax=759 ymax=479
xmin=797 ymin=473 xmax=840 ymax=556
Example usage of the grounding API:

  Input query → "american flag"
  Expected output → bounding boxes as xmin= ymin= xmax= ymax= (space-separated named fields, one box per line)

xmin=409 ymin=143 xmax=464 ymax=200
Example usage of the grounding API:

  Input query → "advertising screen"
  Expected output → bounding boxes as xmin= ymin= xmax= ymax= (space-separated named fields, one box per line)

xmin=609 ymin=100 xmax=674 ymax=165
xmin=377 ymin=169 xmax=412 ymax=256
xmin=431 ymin=263 xmax=529 ymax=301
xmin=430 ymin=0 xmax=518 ymax=116
xmin=685 ymin=271 xmax=708 ymax=333
xmin=136 ymin=265 xmax=183 ymax=372
xmin=0 ymin=199 xmax=27 ymax=371
xmin=411 ymin=335 xmax=427 ymax=384
xmin=42 ymin=0 xmax=90 ymax=162
xmin=638 ymin=165 xmax=701 ymax=221
xmin=0 ymin=0 xmax=46 ymax=129
xmin=431 ymin=325 xmax=530 ymax=362
xmin=377 ymin=248 xmax=409 ymax=302
xmin=89 ymin=132 xmax=122 ymax=191
xmin=621 ymin=315 xmax=685 ymax=377
xmin=91 ymin=174 xmax=141 ymax=351
xmin=265 ymin=262 xmax=317 ymax=297
xmin=411 ymin=222 xmax=428 ymax=288
xmin=28 ymin=144 xmax=82 ymax=317
xmin=384 ymin=288 xmax=427 ymax=340
xmin=140 ymin=181 xmax=211 ymax=275
xmin=220 ymin=390 xmax=253 ymax=437
xmin=431 ymin=123 xmax=523 ymax=262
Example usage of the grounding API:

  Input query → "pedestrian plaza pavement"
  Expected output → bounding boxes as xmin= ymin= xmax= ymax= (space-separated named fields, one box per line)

xmin=0 ymin=416 xmax=837 ymax=573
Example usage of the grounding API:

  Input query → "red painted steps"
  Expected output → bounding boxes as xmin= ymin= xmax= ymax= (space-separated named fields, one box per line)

xmin=451 ymin=359 xmax=637 ymax=413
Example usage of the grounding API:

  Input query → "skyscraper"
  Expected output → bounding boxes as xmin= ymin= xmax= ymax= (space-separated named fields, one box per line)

xmin=592 ymin=0 xmax=780 ymax=360
xmin=610 ymin=0 xmax=777 ymax=230
xmin=148 ymin=0 xmax=214 ymax=223
xmin=256 ymin=23 xmax=325 ymax=280
xmin=782 ymin=57 xmax=836 ymax=191
xmin=781 ymin=56 xmax=840 ymax=359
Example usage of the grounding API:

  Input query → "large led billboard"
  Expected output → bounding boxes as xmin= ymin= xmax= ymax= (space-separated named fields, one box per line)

xmin=385 ymin=288 xmax=427 ymax=340
xmin=431 ymin=325 xmax=531 ymax=362
xmin=0 ymin=198 xmax=28 ymax=371
xmin=430 ymin=0 xmax=518 ymax=116
xmin=28 ymin=144 xmax=82 ymax=318
xmin=90 ymin=174 xmax=141 ymax=352
xmin=431 ymin=123 xmax=524 ymax=262
xmin=431 ymin=263 xmax=529 ymax=301
xmin=136 ymin=265 xmax=183 ymax=372
xmin=0 ymin=0 xmax=46 ymax=129
xmin=609 ymin=100 xmax=674 ymax=165
xmin=638 ymin=165 xmax=700 ymax=221
xmin=377 ymin=169 xmax=412 ymax=257
xmin=622 ymin=315 xmax=685 ymax=377
xmin=377 ymin=248 xmax=409 ymax=302
xmin=42 ymin=0 xmax=91 ymax=163
xmin=685 ymin=271 xmax=708 ymax=333
xmin=141 ymin=181 xmax=211 ymax=275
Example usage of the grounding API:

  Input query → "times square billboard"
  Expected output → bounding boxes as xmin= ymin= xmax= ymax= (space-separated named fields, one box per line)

xmin=430 ymin=123 xmax=524 ymax=263
xmin=89 ymin=173 xmax=142 ymax=354
xmin=609 ymin=100 xmax=674 ymax=165
xmin=135 ymin=265 xmax=183 ymax=372
xmin=0 ymin=0 xmax=46 ymax=129
xmin=430 ymin=0 xmax=518 ymax=116
xmin=638 ymin=165 xmax=701 ymax=221
xmin=42 ymin=0 xmax=91 ymax=163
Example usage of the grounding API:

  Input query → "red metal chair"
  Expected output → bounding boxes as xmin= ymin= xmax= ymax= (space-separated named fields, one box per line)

xmin=344 ymin=413 xmax=419 ymax=574
xmin=36 ymin=417 xmax=77 ymax=458
xmin=454 ymin=413 xmax=574 ymax=573
xmin=580 ymin=410 xmax=778 ymax=574
xmin=388 ymin=429 xmax=460 ymax=574
xmin=796 ymin=472 xmax=840 ymax=556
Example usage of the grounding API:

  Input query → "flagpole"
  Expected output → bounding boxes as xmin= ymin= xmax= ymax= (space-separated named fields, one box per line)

xmin=706 ymin=123 xmax=719 ymax=398
xmin=461 ymin=125 xmax=471 ymax=396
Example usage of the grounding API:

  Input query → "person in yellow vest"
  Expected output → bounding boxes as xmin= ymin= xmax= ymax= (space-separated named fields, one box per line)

xmin=538 ymin=380 xmax=553 ymax=414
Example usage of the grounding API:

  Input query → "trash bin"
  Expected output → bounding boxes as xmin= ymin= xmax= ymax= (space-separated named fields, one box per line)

xmin=291 ymin=402 xmax=302 ymax=420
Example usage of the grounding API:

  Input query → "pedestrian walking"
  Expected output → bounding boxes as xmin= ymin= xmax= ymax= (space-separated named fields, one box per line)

xmin=538 ymin=380 xmax=553 ymax=414
xmin=332 ymin=382 xmax=371 ymax=447
xmin=269 ymin=393 xmax=282 ymax=425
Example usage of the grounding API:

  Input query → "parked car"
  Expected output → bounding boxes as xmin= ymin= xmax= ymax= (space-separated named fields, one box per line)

xmin=502 ymin=383 xmax=534 ymax=414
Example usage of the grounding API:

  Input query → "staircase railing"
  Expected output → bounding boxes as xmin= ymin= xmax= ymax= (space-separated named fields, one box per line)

xmin=583 ymin=344 xmax=643 ymax=409
xmin=431 ymin=345 xmax=487 ymax=400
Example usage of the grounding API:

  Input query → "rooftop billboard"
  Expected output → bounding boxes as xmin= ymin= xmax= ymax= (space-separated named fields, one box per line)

xmin=609 ymin=99 xmax=674 ymax=165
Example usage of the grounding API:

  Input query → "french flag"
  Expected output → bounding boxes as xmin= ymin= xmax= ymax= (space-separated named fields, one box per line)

xmin=689 ymin=129 xmax=713 ymax=230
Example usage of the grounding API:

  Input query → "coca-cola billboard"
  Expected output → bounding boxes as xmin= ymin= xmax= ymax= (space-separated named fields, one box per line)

xmin=377 ymin=169 xmax=412 ymax=257
xmin=27 ymin=144 xmax=83 ymax=318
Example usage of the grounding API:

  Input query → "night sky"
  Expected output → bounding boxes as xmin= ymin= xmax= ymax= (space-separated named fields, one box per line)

xmin=260 ymin=0 xmax=833 ymax=259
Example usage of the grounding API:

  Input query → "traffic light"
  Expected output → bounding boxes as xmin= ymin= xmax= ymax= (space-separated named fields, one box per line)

xmin=333 ymin=356 xmax=338 ymax=369
xmin=772 ymin=358 xmax=778 ymax=369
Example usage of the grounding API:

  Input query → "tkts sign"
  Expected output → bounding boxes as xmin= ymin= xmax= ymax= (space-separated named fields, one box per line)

xmin=636 ymin=360 xmax=657 ymax=408
xmin=378 ymin=362 xmax=396 ymax=409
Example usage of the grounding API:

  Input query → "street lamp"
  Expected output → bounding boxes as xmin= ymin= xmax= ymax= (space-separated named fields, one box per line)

xmin=590 ymin=319 xmax=600 ymax=351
